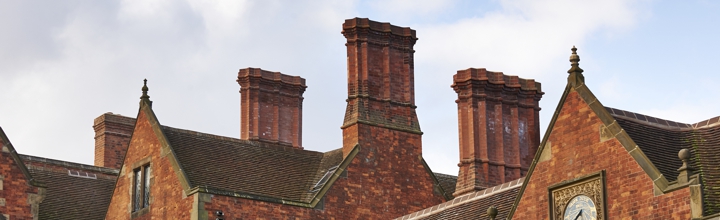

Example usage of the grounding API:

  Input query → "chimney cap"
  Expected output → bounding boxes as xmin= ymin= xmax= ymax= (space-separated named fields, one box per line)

xmin=342 ymin=17 xmax=417 ymax=39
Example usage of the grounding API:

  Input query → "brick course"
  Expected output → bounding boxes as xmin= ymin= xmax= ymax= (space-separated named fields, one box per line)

xmin=512 ymin=90 xmax=692 ymax=219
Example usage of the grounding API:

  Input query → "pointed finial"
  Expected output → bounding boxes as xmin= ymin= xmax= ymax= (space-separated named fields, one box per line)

xmin=567 ymin=46 xmax=584 ymax=74
xmin=140 ymin=79 xmax=152 ymax=107
xmin=141 ymin=79 xmax=150 ymax=100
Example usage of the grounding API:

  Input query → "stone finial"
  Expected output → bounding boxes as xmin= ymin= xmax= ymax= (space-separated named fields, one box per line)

xmin=567 ymin=46 xmax=585 ymax=86
xmin=567 ymin=46 xmax=584 ymax=74
xmin=677 ymin=148 xmax=694 ymax=184
xmin=487 ymin=206 xmax=498 ymax=220
xmin=140 ymin=79 xmax=152 ymax=107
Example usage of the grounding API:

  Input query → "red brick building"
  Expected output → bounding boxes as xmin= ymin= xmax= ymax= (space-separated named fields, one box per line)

xmin=398 ymin=48 xmax=720 ymax=219
xmin=2 ymin=18 xmax=719 ymax=220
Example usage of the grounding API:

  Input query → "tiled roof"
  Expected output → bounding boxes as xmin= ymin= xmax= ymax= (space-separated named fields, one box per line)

xmin=396 ymin=178 xmax=523 ymax=220
xmin=19 ymin=155 xmax=118 ymax=220
xmin=433 ymin=173 xmax=457 ymax=197
xmin=606 ymin=107 xmax=720 ymax=216
xmin=161 ymin=126 xmax=344 ymax=203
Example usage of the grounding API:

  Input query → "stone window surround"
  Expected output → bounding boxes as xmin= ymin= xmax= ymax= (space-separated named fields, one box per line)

xmin=130 ymin=156 xmax=152 ymax=219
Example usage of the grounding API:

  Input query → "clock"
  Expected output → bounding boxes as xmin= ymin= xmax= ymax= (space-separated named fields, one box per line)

xmin=549 ymin=171 xmax=606 ymax=220
xmin=563 ymin=195 xmax=597 ymax=220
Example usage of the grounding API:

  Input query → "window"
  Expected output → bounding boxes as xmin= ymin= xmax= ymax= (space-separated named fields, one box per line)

xmin=133 ymin=164 xmax=151 ymax=212
xmin=310 ymin=165 xmax=339 ymax=192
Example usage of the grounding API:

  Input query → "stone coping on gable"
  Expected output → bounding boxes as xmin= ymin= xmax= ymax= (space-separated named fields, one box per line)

xmin=605 ymin=107 xmax=720 ymax=130
xmin=19 ymin=154 xmax=119 ymax=175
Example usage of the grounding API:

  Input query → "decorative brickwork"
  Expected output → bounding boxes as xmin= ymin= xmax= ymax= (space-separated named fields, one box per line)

xmin=335 ymin=18 xmax=447 ymax=218
xmin=237 ymin=68 xmax=306 ymax=149
xmin=94 ymin=113 xmax=136 ymax=169
xmin=451 ymin=68 xmax=542 ymax=196
xmin=341 ymin=18 xmax=421 ymax=148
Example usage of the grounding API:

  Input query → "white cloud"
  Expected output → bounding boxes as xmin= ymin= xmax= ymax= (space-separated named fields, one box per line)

xmin=0 ymin=0 xmax=652 ymax=177
xmin=367 ymin=0 xmax=457 ymax=18
xmin=412 ymin=0 xmax=650 ymax=175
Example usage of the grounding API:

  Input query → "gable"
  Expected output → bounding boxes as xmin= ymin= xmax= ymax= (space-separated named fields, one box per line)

xmin=508 ymin=48 xmax=702 ymax=218
xmin=105 ymin=106 xmax=194 ymax=219
xmin=511 ymin=85 xmax=695 ymax=219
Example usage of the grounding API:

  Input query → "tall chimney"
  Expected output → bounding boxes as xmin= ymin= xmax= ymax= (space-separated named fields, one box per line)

xmin=237 ymin=68 xmax=306 ymax=149
xmin=451 ymin=68 xmax=543 ymax=196
xmin=93 ymin=113 xmax=136 ymax=169
xmin=341 ymin=18 xmax=420 ymax=157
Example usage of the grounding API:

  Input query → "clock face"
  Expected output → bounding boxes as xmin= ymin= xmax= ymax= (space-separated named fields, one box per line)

xmin=563 ymin=195 xmax=597 ymax=220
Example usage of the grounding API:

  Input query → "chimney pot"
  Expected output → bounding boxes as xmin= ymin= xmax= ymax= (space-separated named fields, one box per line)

xmin=93 ymin=113 xmax=136 ymax=169
xmin=237 ymin=68 xmax=306 ymax=149
xmin=451 ymin=68 xmax=543 ymax=196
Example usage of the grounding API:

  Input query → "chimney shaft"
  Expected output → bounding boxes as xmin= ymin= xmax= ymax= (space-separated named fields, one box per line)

xmin=451 ymin=68 xmax=543 ymax=196
xmin=237 ymin=68 xmax=306 ymax=149
xmin=93 ymin=113 xmax=136 ymax=169
xmin=341 ymin=18 xmax=421 ymax=157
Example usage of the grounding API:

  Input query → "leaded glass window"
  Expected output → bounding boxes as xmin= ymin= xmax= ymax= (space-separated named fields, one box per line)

xmin=132 ymin=164 xmax=151 ymax=212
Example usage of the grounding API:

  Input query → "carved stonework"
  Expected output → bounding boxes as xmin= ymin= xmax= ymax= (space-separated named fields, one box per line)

xmin=549 ymin=171 xmax=606 ymax=220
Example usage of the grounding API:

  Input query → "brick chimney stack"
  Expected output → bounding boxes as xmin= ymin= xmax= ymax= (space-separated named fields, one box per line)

xmin=94 ymin=113 xmax=136 ymax=169
xmin=341 ymin=18 xmax=421 ymax=157
xmin=451 ymin=68 xmax=543 ymax=196
xmin=237 ymin=68 xmax=307 ymax=149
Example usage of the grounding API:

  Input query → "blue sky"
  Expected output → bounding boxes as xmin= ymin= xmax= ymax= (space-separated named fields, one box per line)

xmin=1 ymin=0 xmax=719 ymax=175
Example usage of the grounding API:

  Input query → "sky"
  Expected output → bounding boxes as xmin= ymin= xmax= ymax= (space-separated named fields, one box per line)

xmin=1 ymin=0 xmax=719 ymax=176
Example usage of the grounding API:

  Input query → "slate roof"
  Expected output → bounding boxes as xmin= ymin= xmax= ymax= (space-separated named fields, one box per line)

xmin=19 ymin=155 xmax=118 ymax=220
xmin=396 ymin=178 xmax=523 ymax=220
xmin=161 ymin=126 xmax=344 ymax=203
xmin=433 ymin=173 xmax=457 ymax=197
xmin=606 ymin=107 xmax=720 ymax=216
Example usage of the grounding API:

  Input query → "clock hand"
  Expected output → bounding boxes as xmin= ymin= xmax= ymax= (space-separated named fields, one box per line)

xmin=574 ymin=210 xmax=583 ymax=220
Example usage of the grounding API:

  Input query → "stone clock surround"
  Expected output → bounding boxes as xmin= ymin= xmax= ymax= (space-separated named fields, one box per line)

xmin=548 ymin=171 xmax=606 ymax=220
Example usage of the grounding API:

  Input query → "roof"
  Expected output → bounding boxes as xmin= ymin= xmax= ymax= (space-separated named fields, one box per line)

xmin=395 ymin=178 xmax=523 ymax=220
xmin=19 ymin=154 xmax=118 ymax=220
xmin=433 ymin=173 xmax=457 ymax=197
xmin=605 ymin=107 xmax=720 ymax=216
xmin=161 ymin=126 xmax=344 ymax=203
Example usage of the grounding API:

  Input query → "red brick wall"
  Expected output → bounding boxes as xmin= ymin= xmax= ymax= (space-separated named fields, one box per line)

xmin=512 ymin=90 xmax=691 ymax=219
xmin=0 ymin=144 xmax=40 ymax=220
xmin=201 ymin=125 xmax=446 ymax=219
xmin=105 ymin=110 xmax=193 ymax=220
